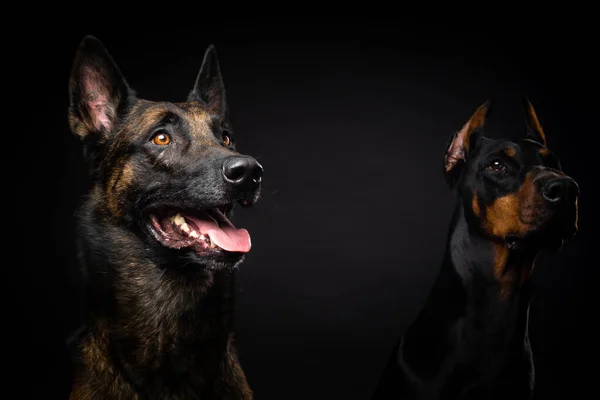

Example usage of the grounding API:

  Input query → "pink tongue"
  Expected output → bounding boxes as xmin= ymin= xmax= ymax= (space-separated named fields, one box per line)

xmin=187 ymin=213 xmax=251 ymax=253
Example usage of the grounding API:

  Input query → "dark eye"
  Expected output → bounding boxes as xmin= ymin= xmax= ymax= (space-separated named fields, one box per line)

xmin=222 ymin=130 xmax=231 ymax=146
xmin=151 ymin=131 xmax=171 ymax=146
xmin=487 ymin=159 xmax=506 ymax=172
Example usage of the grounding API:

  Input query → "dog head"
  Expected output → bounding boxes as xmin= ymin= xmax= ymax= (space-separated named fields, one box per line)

xmin=68 ymin=36 xmax=263 ymax=270
xmin=443 ymin=98 xmax=579 ymax=252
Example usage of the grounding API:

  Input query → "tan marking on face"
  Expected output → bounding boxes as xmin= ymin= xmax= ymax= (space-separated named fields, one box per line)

xmin=504 ymin=147 xmax=516 ymax=158
xmin=472 ymin=191 xmax=481 ymax=217
xmin=174 ymin=101 xmax=220 ymax=143
xmin=484 ymin=193 xmax=523 ymax=238
xmin=539 ymin=147 xmax=550 ymax=157
xmin=189 ymin=110 xmax=214 ymax=140
xmin=483 ymin=173 xmax=542 ymax=239
xmin=106 ymin=161 xmax=134 ymax=217
xmin=126 ymin=102 xmax=171 ymax=134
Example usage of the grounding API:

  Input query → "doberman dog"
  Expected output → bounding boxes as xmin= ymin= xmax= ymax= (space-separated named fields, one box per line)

xmin=372 ymin=99 xmax=579 ymax=400
xmin=66 ymin=36 xmax=263 ymax=399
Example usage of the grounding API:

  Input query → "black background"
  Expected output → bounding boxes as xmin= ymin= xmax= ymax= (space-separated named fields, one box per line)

xmin=13 ymin=20 xmax=595 ymax=399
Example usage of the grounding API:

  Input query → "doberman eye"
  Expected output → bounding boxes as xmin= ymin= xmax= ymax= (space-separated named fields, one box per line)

xmin=487 ymin=159 xmax=506 ymax=172
xmin=151 ymin=131 xmax=171 ymax=146
xmin=222 ymin=131 xmax=231 ymax=146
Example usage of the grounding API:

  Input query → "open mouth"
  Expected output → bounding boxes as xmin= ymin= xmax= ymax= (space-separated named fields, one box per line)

xmin=148 ymin=205 xmax=251 ymax=255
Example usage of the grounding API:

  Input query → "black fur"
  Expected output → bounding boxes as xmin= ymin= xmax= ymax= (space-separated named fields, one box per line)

xmin=66 ymin=36 xmax=261 ymax=399
xmin=372 ymin=98 xmax=579 ymax=400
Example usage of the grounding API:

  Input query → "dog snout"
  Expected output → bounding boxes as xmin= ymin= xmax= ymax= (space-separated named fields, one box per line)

xmin=222 ymin=156 xmax=263 ymax=188
xmin=541 ymin=177 xmax=579 ymax=208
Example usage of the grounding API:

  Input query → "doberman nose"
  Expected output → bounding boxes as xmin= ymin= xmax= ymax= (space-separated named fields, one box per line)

xmin=542 ymin=177 xmax=579 ymax=207
xmin=222 ymin=156 xmax=263 ymax=187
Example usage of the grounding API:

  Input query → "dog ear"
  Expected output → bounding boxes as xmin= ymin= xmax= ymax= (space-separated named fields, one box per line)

xmin=188 ymin=45 xmax=227 ymax=118
xmin=68 ymin=36 xmax=134 ymax=141
xmin=444 ymin=101 xmax=490 ymax=185
xmin=521 ymin=96 xmax=547 ymax=146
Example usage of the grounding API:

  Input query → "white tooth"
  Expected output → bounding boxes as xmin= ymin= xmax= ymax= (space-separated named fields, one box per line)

xmin=210 ymin=242 xmax=217 ymax=248
xmin=199 ymin=234 xmax=207 ymax=240
xmin=173 ymin=213 xmax=185 ymax=226
xmin=189 ymin=231 xmax=199 ymax=238
xmin=180 ymin=223 xmax=190 ymax=232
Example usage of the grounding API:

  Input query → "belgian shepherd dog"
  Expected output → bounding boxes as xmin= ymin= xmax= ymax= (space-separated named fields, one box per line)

xmin=66 ymin=36 xmax=263 ymax=399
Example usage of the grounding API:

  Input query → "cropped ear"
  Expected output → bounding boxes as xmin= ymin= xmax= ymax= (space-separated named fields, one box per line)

xmin=68 ymin=36 xmax=134 ymax=141
xmin=522 ymin=96 xmax=547 ymax=146
xmin=188 ymin=45 xmax=227 ymax=118
xmin=444 ymin=101 xmax=490 ymax=185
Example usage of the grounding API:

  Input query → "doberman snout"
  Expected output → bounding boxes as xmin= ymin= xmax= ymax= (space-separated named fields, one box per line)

xmin=222 ymin=156 xmax=263 ymax=188
xmin=541 ymin=177 xmax=579 ymax=208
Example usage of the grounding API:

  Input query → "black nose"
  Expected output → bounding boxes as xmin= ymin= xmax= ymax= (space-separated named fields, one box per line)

xmin=222 ymin=156 xmax=263 ymax=187
xmin=542 ymin=177 xmax=579 ymax=206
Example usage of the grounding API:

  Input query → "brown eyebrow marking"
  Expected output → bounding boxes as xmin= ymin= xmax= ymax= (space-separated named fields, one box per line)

xmin=504 ymin=147 xmax=517 ymax=158
xmin=472 ymin=191 xmax=481 ymax=217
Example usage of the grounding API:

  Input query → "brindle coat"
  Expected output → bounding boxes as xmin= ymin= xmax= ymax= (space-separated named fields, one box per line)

xmin=67 ymin=36 xmax=260 ymax=400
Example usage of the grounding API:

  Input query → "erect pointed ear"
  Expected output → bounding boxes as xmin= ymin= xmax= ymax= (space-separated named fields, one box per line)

xmin=443 ymin=101 xmax=490 ymax=185
xmin=521 ymin=96 xmax=547 ymax=146
xmin=188 ymin=45 xmax=227 ymax=118
xmin=68 ymin=36 xmax=134 ymax=141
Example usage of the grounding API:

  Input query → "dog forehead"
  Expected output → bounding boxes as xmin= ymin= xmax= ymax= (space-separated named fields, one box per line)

xmin=476 ymin=138 xmax=548 ymax=165
xmin=514 ymin=137 xmax=548 ymax=153
xmin=468 ymin=138 xmax=512 ymax=164
xmin=122 ymin=100 xmax=216 ymax=138
xmin=176 ymin=101 xmax=218 ymax=136
xmin=514 ymin=138 xmax=556 ymax=167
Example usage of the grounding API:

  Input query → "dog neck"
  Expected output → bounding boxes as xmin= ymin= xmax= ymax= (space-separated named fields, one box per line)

xmin=72 ymin=198 xmax=242 ymax=394
xmin=400 ymin=202 xmax=537 ymax=387
xmin=450 ymin=202 xmax=538 ymax=303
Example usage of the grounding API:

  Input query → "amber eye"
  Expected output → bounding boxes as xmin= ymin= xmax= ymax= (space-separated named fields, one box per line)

xmin=152 ymin=131 xmax=171 ymax=146
xmin=222 ymin=131 xmax=231 ymax=146
xmin=488 ymin=159 xmax=506 ymax=172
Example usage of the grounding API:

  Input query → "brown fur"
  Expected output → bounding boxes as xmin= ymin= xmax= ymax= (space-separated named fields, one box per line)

xmin=472 ymin=191 xmax=481 ymax=217
xmin=70 ymin=270 xmax=251 ymax=399
xmin=483 ymin=172 xmax=544 ymax=239
xmin=504 ymin=146 xmax=517 ymax=158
